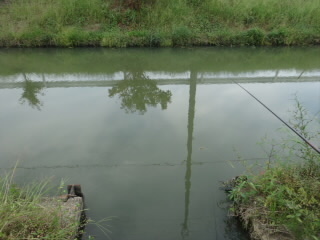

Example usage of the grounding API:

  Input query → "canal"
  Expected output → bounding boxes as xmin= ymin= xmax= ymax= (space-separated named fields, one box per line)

xmin=0 ymin=47 xmax=319 ymax=240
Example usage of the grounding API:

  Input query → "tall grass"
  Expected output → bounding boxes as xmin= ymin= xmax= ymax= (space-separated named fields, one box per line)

xmin=0 ymin=168 xmax=78 ymax=239
xmin=229 ymin=99 xmax=320 ymax=240
xmin=0 ymin=0 xmax=319 ymax=47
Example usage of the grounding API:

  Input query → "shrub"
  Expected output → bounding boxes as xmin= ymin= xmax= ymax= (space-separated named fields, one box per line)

xmin=17 ymin=28 xmax=54 ymax=47
xmin=86 ymin=31 xmax=103 ymax=46
xmin=0 ymin=32 xmax=16 ymax=47
xmin=55 ymin=27 xmax=89 ymax=47
xmin=242 ymin=28 xmax=265 ymax=46
xmin=101 ymin=30 xmax=128 ymax=47
xmin=267 ymin=28 xmax=289 ymax=46
xmin=149 ymin=31 xmax=165 ymax=47
xmin=171 ymin=26 xmax=193 ymax=47
xmin=126 ymin=30 xmax=149 ymax=46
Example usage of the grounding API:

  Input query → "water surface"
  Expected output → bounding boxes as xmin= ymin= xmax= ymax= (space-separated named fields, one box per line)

xmin=0 ymin=47 xmax=319 ymax=240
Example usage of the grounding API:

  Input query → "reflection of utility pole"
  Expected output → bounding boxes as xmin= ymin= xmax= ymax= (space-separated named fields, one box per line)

xmin=273 ymin=70 xmax=279 ymax=81
xmin=181 ymin=71 xmax=197 ymax=239
xmin=42 ymin=73 xmax=47 ymax=88
xmin=298 ymin=70 xmax=305 ymax=79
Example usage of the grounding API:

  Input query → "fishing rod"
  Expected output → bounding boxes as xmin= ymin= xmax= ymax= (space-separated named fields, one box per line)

xmin=233 ymin=81 xmax=320 ymax=155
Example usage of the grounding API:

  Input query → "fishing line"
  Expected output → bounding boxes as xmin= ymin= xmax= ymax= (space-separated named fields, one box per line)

xmin=234 ymin=81 xmax=320 ymax=155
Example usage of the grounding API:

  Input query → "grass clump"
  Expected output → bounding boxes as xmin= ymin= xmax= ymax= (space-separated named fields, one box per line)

xmin=172 ymin=26 xmax=193 ymax=47
xmin=0 ymin=171 xmax=79 ymax=240
xmin=229 ymin=99 xmax=320 ymax=240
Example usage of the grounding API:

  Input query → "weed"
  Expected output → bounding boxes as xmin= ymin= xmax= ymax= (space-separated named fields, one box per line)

xmin=17 ymin=28 xmax=55 ymax=47
xmin=266 ymin=28 xmax=289 ymax=46
xmin=242 ymin=28 xmax=265 ymax=46
xmin=126 ymin=30 xmax=149 ymax=46
xmin=55 ymin=27 xmax=90 ymax=47
xmin=229 ymin=99 xmax=320 ymax=239
xmin=172 ymin=26 xmax=193 ymax=47
xmin=101 ymin=30 xmax=128 ymax=47
xmin=0 ymin=169 xmax=78 ymax=239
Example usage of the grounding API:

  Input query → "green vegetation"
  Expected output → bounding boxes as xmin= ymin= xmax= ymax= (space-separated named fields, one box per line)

xmin=0 ymin=0 xmax=319 ymax=47
xmin=0 ymin=170 xmax=79 ymax=239
xmin=229 ymin=99 xmax=320 ymax=239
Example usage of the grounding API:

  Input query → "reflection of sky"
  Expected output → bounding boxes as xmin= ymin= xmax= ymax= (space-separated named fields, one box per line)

xmin=0 ymin=81 xmax=319 ymax=240
xmin=0 ymin=69 xmax=320 ymax=82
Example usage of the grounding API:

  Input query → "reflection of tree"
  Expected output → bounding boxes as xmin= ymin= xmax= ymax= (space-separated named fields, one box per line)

xmin=19 ymin=73 xmax=44 ymax=110
xmin=108 ymin=71 xmax=172 ymax=114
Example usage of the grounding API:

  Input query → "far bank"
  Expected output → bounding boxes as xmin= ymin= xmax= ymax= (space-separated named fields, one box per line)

xmin=0 ymin=0 xmax=319 ymax=47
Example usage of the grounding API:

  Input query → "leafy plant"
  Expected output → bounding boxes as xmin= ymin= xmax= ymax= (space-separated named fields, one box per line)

xmin=229 ymin=99 xmax=320 ymax=240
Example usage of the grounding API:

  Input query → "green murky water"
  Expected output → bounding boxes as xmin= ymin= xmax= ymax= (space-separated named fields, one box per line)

xmin=0 ymin=47 xmax=319 ymax=240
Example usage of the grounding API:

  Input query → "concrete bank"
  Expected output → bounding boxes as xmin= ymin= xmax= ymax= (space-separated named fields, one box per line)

xmin=40 ymin=185 xmax=85 ymax=240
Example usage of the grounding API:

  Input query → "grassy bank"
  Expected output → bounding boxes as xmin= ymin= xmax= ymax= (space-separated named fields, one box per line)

xmin=229 ymin=100 xmax=320 ymax=240
xmin=0 ymin=172 xmax=78 ymax=239
xmin=0 ymin=0 xmax=320 ymax=47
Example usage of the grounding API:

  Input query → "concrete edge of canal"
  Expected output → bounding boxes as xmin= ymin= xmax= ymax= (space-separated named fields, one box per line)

xmin=40 ymin=184 xmax=86 ymax=240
